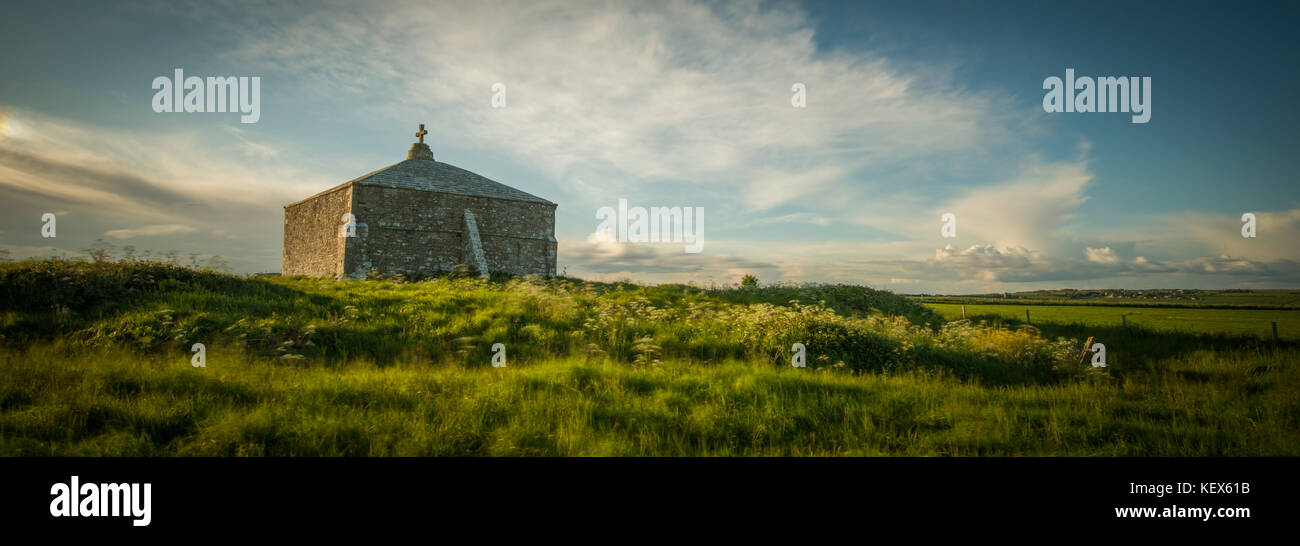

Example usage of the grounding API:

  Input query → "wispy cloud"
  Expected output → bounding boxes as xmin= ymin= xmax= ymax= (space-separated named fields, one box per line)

xmin=104 ymin=224 xmax=198 ymax=239
xmin=562 ymin=232 xmax=780 ymax=283
xmin=0 ymin=108 xmax=329 ymax=271
xmin=224 ymin=0 xmax=1019 ymax=214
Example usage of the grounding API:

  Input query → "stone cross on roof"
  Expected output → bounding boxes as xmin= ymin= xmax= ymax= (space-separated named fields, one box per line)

xmin=407 ymin=123 xmax=434 ymax=161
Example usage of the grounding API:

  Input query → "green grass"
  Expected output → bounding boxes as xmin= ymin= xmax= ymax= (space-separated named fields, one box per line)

xmin=0 ymin=259 xmax=1297 ymax=456
xmin=2 ymin=343 xmax=1295 ymax=456
xmin=912 ymin=288 xmax=1300 ymax=308
xmin=926 ymin=303 xmax=1300 ymax=341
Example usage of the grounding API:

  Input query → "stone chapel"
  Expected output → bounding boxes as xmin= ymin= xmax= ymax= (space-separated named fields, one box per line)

xmin=282 ymin=125 xmax=557 ymax=278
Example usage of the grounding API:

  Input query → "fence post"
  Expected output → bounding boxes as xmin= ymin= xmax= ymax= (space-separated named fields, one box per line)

xmin=961 ymin=304 xmax=966 ymax=319
xmin=1078 ymin=336 xmax=1095 ymax=365
xmin=1122 ymin=315 xmax=1127 ymax=327
xmin=1273 ymin=322 xmax=1279 ymax=342
xmin=1026 ymin=309 xmax=1031 ymax=325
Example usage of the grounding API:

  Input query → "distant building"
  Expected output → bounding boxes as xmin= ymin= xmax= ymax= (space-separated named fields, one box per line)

xmin=283 ymin=125 xmax=557 ymax=278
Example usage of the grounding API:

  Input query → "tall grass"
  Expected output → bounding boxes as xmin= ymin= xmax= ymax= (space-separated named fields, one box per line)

xmin=0 ymin=260 xmax=1079 ymax=384
xmin=0 ymin=259 xmax=1295 ymax=456
xmin=1 ymin=342 xmax=1294 ymax=456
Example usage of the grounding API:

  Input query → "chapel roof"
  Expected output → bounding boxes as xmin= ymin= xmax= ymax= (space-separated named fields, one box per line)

xmin=343 ymin=157 xmax=555 ymax=206
xmin=286 ymin=124 xmax=555 ymax=207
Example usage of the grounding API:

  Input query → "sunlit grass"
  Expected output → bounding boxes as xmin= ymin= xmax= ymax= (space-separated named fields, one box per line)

xmin=0 ymin=342 xmax=1294 ymax=456
xmin=0 ymin=259 xmax=1296 ymax=456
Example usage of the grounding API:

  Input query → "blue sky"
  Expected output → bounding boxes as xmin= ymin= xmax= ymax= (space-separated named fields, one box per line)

xmin=1 ymin=0 xmax=1296 ymax=292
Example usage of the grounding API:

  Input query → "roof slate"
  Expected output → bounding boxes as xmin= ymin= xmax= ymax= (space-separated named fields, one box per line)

xmin=344 ymin=159 xmax=555 ymax=205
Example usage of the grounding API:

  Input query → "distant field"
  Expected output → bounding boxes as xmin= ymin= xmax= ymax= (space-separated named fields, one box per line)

xmin=912 ymin=289 xmax=1300 ymax=309
xmin=925 ymin=303 xmax=1300 ymax=341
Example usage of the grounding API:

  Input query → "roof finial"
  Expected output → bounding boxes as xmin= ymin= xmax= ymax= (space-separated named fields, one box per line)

xmin=407 ymin=123 xmax=434 ymax=161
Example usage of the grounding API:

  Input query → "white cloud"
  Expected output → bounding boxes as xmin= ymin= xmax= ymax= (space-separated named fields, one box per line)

xmin=104 ymin=224 xmax=198 ymax=239
xmin=933 ymin=158 xmax=1093 ymax=251
xmin=747 ymin=212 xmax=832 ymax=227
xmin=0 ymin=108 xmax=331 ymax=272
xmin=1155 ymin=208 xmax=1300 ymax=263
xmin=226 ymin=0 xmax=1015 ymax=215
xmin=0 ymin=109 xmax=327 ymax=216
xmin=562 ymin=235 xmax=778 ymax=284
xmin=1085 ymin=247 xmax=1120 ymax=264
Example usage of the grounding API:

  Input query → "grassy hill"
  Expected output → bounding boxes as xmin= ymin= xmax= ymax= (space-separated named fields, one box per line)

xmin=1 ymin=259 xmax=1296 ymax=456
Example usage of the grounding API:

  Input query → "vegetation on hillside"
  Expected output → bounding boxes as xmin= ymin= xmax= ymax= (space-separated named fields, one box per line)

xmin=0 ymin=258 xmax=1081 ymax=383
xmin=0 ymin=258 xmax=1295 ymax=456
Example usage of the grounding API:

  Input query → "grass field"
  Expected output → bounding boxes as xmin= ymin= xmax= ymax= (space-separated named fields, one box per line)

xmin=913 ymin=289 xmax=1300 ymax=308
xmin=924 ymin=303 xmax=1300 ymax=341
xmin=1 ymin=259 xmax=1296 ymax=456
xmin=3 ymin=343 xmax=1296 ymax=456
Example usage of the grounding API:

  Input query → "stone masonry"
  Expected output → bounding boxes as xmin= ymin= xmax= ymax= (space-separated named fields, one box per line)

xmin=283 ymin=125 xmax=557 ymax=278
